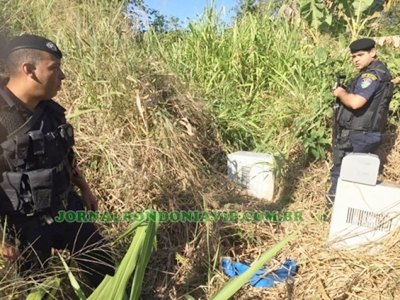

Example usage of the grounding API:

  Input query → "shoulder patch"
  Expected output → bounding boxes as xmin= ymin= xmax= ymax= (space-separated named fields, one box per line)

xmin=360 ymin=77 xmax=373 ymax=89
xmin=360 ymin=78 xmax=373 ymax=89
xmin=361 ymin=73 xmax=377 ymax=81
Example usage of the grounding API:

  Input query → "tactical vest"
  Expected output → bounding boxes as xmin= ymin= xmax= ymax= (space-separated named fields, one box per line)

xmin=338 ymin=60 xmax=394 ymax=132
xmin=0 ymin=87 xmax=74 ymax=216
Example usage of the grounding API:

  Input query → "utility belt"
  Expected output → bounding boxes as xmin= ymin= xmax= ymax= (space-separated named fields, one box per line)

xmin=332 ymin=127 xmax=382 ymax=165
xmin=0 ymin=158 xmax=71 ymax=216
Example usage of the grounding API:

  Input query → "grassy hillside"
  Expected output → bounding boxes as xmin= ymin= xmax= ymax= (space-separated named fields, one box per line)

xmin=1 ymin=0 xmax=400 ymax=299
xmin=144 ymin=5 xmax=400 ymax=160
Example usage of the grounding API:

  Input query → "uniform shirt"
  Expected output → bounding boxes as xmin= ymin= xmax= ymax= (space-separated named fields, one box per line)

xmin=0 ymin=87 xmax=70 ymax=169
xmin=0 ymin=88 xmax=34 ymax=214
xmin=0 ymin=87 xmax=33 ymax=142
xmin=338 ymin=60 xmax=392 ymax=131
xmin=352 ymin=71 xmax=380 ymax=102
xmin=0 ymin=87 xmax=72 ymax=216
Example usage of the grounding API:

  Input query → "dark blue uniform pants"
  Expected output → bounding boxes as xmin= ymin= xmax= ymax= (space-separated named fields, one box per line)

xmin=330 ymin=131 xmax=382 ymax=196
xmin=11 ymin=192 xmax=115 ymax=289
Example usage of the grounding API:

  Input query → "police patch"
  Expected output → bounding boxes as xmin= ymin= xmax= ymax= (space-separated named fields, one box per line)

xmin=361 ymin=73 xmax=377 ymax=81
xmin=360 ymin=77 xmax=373 ymax=89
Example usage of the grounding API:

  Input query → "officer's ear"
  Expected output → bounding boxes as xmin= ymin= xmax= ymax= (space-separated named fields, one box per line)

xmin=369 ymin=48 xmax=377 ymax=58
xmin=21 ymin=62 xmax=36 ymax=77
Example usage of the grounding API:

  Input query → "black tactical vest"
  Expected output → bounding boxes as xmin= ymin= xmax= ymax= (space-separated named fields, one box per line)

xmin=0 ymin=87 xmax=74 ymax=216
xmin=338 ymin=60 xmax=394 ymax=132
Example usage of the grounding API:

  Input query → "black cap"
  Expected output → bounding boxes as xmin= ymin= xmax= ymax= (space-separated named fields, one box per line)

xmin=349 ymin=38 xmax=375 ymax=53
xmin=5 ymin=34 xmax=62 ymax=59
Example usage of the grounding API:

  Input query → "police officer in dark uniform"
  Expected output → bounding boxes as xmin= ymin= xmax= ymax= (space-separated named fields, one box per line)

xmin=0 ymin=34 xmax=114 ymax=288
xmin=328 ymin=38 xmax=394 ymax=204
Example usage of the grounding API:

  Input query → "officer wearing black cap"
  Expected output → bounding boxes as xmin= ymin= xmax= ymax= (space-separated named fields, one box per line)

xmin=5 ymin=34 xmax=63 ymax=59
xmin=0 ymin=34 xmax=114 ymax=288
xmin=328 ymin=38 xmax=394 ymax=204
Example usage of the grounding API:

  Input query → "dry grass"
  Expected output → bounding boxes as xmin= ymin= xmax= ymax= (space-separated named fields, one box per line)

xmin=64 ymin=60 xmax=400 ymax=299
xmin=198 ymin=130 xmax=400 ymax=300
xmin=1 ymin=1 xmax=400 ymax=298
xmin=218 ymin=128 xmax=400 ymax=300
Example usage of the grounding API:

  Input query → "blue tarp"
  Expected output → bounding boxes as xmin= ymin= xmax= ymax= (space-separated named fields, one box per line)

xmin=221 ymin=257 xmax=298 ymax=288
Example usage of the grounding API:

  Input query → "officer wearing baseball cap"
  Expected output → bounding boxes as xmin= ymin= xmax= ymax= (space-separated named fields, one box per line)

xmin=349 ymin=38 xmax=376 ymax=53
xmin=5 ymin=34 xmax=63 ymax=59
xmin=328 ymin=37 xmax=394 ymax=206
xmin=0 ymin=34 xmax=115 ymax=288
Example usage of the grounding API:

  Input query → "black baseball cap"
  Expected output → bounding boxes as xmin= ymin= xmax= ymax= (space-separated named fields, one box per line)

xmin=5 ymin=34 xmax=62 ymax=59
xmin=349 ymin=38 xmax=375 ymax=53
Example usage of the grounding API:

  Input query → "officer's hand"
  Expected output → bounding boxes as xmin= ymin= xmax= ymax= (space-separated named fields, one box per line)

xmin=1 ymin=242 xmax=19 ymax=263
xmin=81 ymin=188 xmax=99 ymax=211
xmin=333 ymin=86 xmax=346 ymax=98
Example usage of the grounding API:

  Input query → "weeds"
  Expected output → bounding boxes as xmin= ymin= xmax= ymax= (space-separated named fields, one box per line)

xmin=0 ymin=0 xmax=399 ymax=299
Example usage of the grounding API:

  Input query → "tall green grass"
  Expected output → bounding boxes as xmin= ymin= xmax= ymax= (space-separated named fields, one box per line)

xmin=144 ymin=5 xmax=399 ymax=159
xmin=1 ymin=0 xmax=229 ymax=298
xmin=1 ymin=0 xmax=399 ymax=298
xmin=1 ymin=0 xmax=141 ymax=115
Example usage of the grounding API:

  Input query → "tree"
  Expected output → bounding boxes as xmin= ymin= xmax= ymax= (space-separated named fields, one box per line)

xmin=237 ymin=0 xmax=258 ymax=16
xmin=234 ymin=0 xmax=285 ymax=18
xmin=298 ymin=0 xmax=396 ymax=39
xmin=128 ymin=0 xmax=181 ymax=32
xmin=376 ymin=1 xmax=400 ymax=35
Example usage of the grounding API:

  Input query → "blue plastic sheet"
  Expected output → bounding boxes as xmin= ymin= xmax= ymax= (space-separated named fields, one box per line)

xmin=221 ymin=257 xmax=297 ymax=288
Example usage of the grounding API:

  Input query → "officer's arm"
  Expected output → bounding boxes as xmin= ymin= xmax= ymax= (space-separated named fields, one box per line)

xmin=71 ymin=166 xmax=90 ymax=191
xmin=333 ymin=87 xmax=367 ymax=109
xmin=0 ymin=126 xmax=20 ymax=262
xmin=71 ymin=166 xmax=99 ymax=211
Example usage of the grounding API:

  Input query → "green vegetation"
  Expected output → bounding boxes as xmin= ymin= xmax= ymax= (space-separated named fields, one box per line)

xmin=145 ymin=3 xmax=399 ymax=159
xmin=0 ymin=0 xmax=399 ymax=299
xmin=147 ymin=11 xmax=333 ymax=158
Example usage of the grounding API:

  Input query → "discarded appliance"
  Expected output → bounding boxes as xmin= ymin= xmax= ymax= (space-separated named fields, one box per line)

xmin=339 ymin=153 xmax=380 ymax=186
xmin=227 ymin=151 xmax=274 ymax=200
xmin=328 ymin=153 xmax=400 ymax=250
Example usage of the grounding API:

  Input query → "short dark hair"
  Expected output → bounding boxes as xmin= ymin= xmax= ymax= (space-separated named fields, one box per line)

xmin=6 ymin=48 xmax=44 ymax=76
